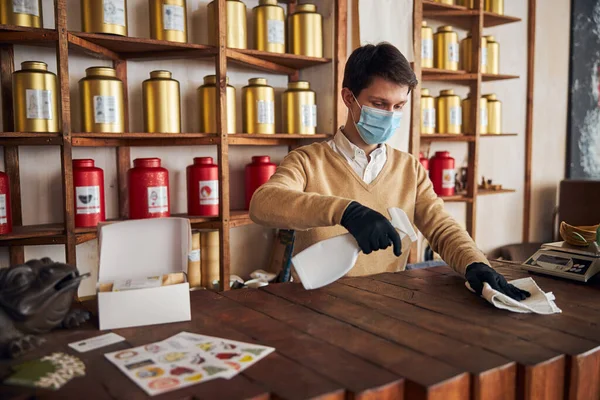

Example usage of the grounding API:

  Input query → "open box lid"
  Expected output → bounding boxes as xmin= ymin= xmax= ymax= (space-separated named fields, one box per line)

xmin=98 ymin=218 xmax=192 ymax=282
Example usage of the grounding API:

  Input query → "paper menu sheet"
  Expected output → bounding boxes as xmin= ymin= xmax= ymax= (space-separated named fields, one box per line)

xmin=105 ymin=332 xmax=275 ymax=396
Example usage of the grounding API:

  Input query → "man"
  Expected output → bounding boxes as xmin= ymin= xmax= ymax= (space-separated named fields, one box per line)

xmin=250 ymin=43 xmax=529 ymax=301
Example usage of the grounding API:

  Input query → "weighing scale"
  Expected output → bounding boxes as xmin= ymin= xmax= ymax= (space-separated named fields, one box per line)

xmin=523 ymin=241 xmax=600 ymax=282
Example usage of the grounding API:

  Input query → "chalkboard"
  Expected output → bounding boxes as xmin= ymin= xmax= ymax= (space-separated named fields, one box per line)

xmin=567 ymin=0 xmax=600 ymax=179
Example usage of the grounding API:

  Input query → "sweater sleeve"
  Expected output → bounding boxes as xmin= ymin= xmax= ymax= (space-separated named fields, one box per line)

xmin=412 ymin=159 xmax=490 ymax=275
xmin=249 ymin=148 xmax=353 ymax=231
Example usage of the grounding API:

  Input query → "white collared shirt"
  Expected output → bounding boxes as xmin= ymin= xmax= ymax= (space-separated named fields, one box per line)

xmin=327 ymin=129 xmax=388 ymax=184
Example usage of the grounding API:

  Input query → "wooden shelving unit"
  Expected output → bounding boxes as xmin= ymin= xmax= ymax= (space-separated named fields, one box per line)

xmin=0 ymin=0 xmax=348 ymax=289
xmin=411 ymin=0 xmax=533 ymax=245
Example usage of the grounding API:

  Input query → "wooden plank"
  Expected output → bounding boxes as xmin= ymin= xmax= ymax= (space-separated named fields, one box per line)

xmin=235 ymin=48 xmax=331 ymax=69
xmin=193 ymin=289 xmax=405 ymax=399
xmin=55 ymin=0 xmax=76 ymax=266
xmin=263 ymin=283 xmax=516 ymax=400
xmin=113 ymin=60 xmax=130 ymax=220
xmin=523 ymin=0 xmax=536 ymax=242
xmin=483 ymin=12 xmax=522 ymax=28
xmin=421 ymin=133 xmax=476 ymax=142
xmin=409 ymin=0 xmax=422 ymax=157
xmin=0 ymin=44 xmax=24 ymax=265
xmin=0 ymin=136 xmax=63 ymax=146
xmin=67 ymin=33 xmax=120 ymax=61
xmin=335 ymin=0 xmax=348 ymax=130
xmin=216 ymin=0 xmax=230 ymax=291
xmin=365 ymin=271 xmax=600 ymax=400
xmin=225 ymin=287 xmax=469 ymax=400
xmin=226 ymin=48 xmax=297 ymax=75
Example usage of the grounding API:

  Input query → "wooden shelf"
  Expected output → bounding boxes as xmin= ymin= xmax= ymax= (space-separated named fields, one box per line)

xmin=0 ymin=24 xmax=57 ymax=47
xmin=481 ymin=133 xmax=518 ymax=137
xmin=420 ymin=133 xmax=518 ymax=142
xmin=423 ymin=0 xmax=469 ymax=12
xmin=0 ymin=132 xmax=62 ymax=146
xmin=422 ymin=68 xmax=477 ymax=84
xmin=68 ymin=32 xmax=216 ymax=61
xmin=230 ymin=210 xmax=253 ymax=228
xmin=483 ymin=11 xmax=522 ymax=27
xmin=71 ymin=133 xmax=219 ymax=147
xmin=228 ymin=133 xmax=331 ymax=146
xmin=482 ymin=73 xmax=519 ymax=82
xmin=440 ymin=193 xmax=473 ymax=203
xmin=231 ymin=49 xmax=331 ymax=72
xmin=478 ymin=188 xmax=516 ymax=196
xmin=0 ymin=224 xmax=65 ymax=246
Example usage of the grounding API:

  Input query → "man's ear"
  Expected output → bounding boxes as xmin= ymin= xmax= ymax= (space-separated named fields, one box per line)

xmin=341 ymin=88 xmax=356 ymax=109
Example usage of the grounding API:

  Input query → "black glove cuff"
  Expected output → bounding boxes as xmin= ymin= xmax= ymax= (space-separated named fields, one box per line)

xmin=341 ymin=201 xmax=363 ymax=227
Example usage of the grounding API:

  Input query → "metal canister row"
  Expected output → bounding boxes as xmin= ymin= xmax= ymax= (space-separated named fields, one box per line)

xmin=11 ymin=62 xmax=317 ymax=135
xmin=421 ymin=22 xmax=500 ymax=74
xmin=421 ymin=88 xmax=502 ymax=134
xmin=433 ymin=0 xmax=504 ymax=14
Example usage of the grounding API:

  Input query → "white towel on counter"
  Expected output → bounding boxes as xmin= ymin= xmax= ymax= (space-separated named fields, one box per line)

xmin=466 ymin=277 xmax=562 ymax=315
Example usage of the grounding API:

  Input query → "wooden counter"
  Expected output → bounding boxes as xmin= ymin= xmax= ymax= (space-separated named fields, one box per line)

xmin=1 ymin=261 xmax=599 ymax=400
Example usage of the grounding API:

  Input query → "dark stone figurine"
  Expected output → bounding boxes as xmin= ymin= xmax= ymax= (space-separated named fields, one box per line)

xmin=0 ymin=258 xmax=90 ymax=358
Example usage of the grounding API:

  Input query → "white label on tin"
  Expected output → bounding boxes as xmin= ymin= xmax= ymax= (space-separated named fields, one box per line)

xmin=199 ymin=180 xmax=219 ymax=205
xmin=76 ymin=186 xmax=101 ymax=215
xmin=93 ymin=95 xmax=118 ymax=124
xmin=448 ymin=42 xmax=459 ymax=63
xmin=423 ymin=107 xmax=436 ymax=129
xmin=450 ymin=106 xmax=462 ymax=126
xmin=481 ymin=107 xmax=488 ymax=128
xmin=103 ymin=0 xmax=126 ymax=27
xmin=267 ymin=19 xmax=285 ymax=45
xmin=147 ymin=186 xmax=168 ymax=213
xmin=481 ymin=47 xmax=488 ymax=66
xmin=26 ymin=89 xmax=52 ymax=120
xmin=442 ymin=169 xmax=456 ymax=189
xmin=0 ymin=194 xmax=7 ymax=224
xmin=13 ymin=0 xmax=40 ymax=16
xmin=301 ymin=104 xmax=317 ymax=128
xmin=188 ymin=249 xmax=200 ymax=262
xmin=422 ymin=38 xmax=433 ymax=60
xmin=163 ymin=4 xmax=185 ymax=32
xmin=257 ymin=100 xmax=274 ymax=124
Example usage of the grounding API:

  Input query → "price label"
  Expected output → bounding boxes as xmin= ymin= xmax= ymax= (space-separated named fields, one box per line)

xmin=94 ymin=95 xmax=118 ymax=124
xmin=26 ymin=89 xmax=52 ymax=120
xmin=267 ymin=19 xmax=285 ymax=45
xmin=104 ymin=0 xmax=126 ymax=27
xmin=163 ymin=4 xmax=185 ymax=32
xmin=257 ymin=100 xmax=274 ymax=124
xmin=13 ymin=0 xmax=39 ymax=16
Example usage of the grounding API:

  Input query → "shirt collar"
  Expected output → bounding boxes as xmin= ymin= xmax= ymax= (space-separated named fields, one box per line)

xmin=335 ymin=128 xmax=386 ymax=161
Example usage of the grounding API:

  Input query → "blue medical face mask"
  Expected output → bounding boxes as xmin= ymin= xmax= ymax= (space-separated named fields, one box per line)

xmin=349 ymin=95 xmax=403 ymax=145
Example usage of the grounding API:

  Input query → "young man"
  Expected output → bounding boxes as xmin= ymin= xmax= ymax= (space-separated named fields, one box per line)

xmin=250 ymin=43 xmax=529 ymax=301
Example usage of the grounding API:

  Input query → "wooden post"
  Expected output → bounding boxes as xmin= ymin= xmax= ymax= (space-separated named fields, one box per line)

xmin=55 ymin=0 xmax=76 ymax=265
xmin=0 ymin=44 xmax=24 ymax=265
xmin=465 ymin=0 xmax=484 ymax=239
xmin=335 ymin=0 xmax=348 ymax=130
xmin=113 ymin=59 xmax=130 ymax=219
xmin=409 ymin=0 xmax=423 ymax=157
xmin=216 ymin=0 xmax=231 ymax=291
xmin=522 ymin=0 xmax=536 ymax=243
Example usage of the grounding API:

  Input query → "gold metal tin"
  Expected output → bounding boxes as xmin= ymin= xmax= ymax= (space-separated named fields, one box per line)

xmin=457 ymin=0 xmax=474 ymax=7
xmin=460 ymin=34 xmax=487 ymax=73
xmin=242 ymin=78 xmax=275 ymax=134
xmin=421 ymin=21 xmax=433 ymax=69
xmin=200 ymin=230 xmax=220 ymax=290
xmin=0 ymin=0 xmax=43 ymax=27
xmin=434 ymin=26 xmax=459 ymax=71
xmin=253 ymin=0 xmax=285 ymax=54
xmin=13 ymin=61 xmax=60 ymax=133
xmin=81 ymin=0 xmax=128 ymax=36
xmin=421 ymin=88 xmax=436 ymax=134
xmin=207 ymin=0 xmax=247 ymax=49
xmin=462 ymin=95 xmax=488 ymax=134
xmin=483 ymin=93 xmax=502 ymax=134
xmin=197 ymin=75 xmax=236 ymax=134
xmin=149 ymin=0 xmax=188 ymax=43
xmin=282 ymin=81 xmax=316 ymax=134
xmin=143 ymin=70 xmax=181 ymax=133
xmin=289 ymin=4 xmax=323 ymax=58
xmin=436 ymin=89 xmax=461 ymax=134
xmin=79 ymin=67 xmax=125 ymax=133
xmin=485 ymin=0 xmax=504 ymax=15
xmin=434 ymin=0 xmax=455 ymax=5
xmin=485 ymin=35 xmax=499 ymax=75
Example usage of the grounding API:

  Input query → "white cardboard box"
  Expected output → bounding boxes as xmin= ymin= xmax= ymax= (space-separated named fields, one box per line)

xmin=97 ymin=218 xmax=192 ymax=330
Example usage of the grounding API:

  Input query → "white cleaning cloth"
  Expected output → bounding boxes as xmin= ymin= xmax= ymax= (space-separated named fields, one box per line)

xmin=466 ymin=277 xmax=562 ymax=314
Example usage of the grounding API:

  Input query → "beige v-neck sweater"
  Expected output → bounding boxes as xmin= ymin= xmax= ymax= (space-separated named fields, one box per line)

xmin=249 ymin=142 xmax=489 ymax=276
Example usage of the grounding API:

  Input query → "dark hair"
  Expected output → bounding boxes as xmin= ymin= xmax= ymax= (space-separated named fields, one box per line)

xmin=342 ymin=42 xmax=418 ymax=96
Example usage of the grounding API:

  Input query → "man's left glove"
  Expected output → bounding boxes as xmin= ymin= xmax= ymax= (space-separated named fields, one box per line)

xmin=465 ymin=263 xmax=530 ymax=301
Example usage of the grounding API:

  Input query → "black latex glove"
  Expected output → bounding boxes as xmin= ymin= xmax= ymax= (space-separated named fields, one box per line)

xmin=465 ymin=263 xmax=531 ymax=301
xmin=340 ymin=202 xmax=402 ymax=257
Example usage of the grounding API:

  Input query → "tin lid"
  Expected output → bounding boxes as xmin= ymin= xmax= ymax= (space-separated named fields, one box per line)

xmin=421 ymin=88 xmax=430 ymax=96
xmin=484 ymin=35 xmax=496 ymax=42
xmin=73 ymin=159 xmax=95 ymax=168
xmin=203 ymin=75 xmax=230 ymax=85
xmin=133 ymin=158 xmax=162 ymax=168
xmin=251 ymin=156 xmax=271 ymax=163
xmin=422 ymin=21 xmax=428 ymax=27
xmin=259 ymin=0 xmax=279 ymax=5
xmin=419 ymin=152 xmax=424 ymax=158
xmin=150 ymin=70 xmax=173 ymax=79
xmin=483 ymin=93 xmax=497 ymax=101
xmin=21 ymin=61 xmax=48 ymax=71
xmin=248 ymin=78 xmax=268 ymax=86
xmin=440 ymin=89 xmax=455 ymax=96
xmin=437 ymin=25 xmax=454 ymax=32
xmin=434 ymin=151 xmax=452 ymax=158
xmin=193 ymin=157 xmax=215 ymax=165
xmin=288 ymin=81 xmax=310 ymax=90
xmin=86 ymin=67 xmax=117 ymax=77
xmin=296 ymin=4 xmax=317 ymax=13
